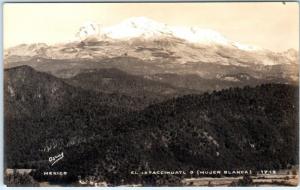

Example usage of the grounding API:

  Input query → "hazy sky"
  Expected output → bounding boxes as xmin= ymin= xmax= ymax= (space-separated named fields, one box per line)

xmin=3 ymin=2 xmax=299 ymax=51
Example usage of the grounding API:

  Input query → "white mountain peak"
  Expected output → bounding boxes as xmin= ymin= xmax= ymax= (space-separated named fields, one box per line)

xmin=77 ymin=17 xmax=260 ymax=51
xmin=102 ymin=17 xmax=173 ymax=39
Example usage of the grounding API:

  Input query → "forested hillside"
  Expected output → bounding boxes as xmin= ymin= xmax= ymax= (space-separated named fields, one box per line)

xmin=5 ymin=67 xmax=298 ymax=185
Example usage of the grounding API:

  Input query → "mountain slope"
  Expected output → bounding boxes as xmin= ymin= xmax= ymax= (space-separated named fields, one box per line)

xmin=5 ymin=65 xmax=157 ymax=169
xmin=69 ymin=84 xmax=298 ymax=185
xmin=5 ymin=83 xmax=298 ymax=185
xmin=5 ymin=55 xmax=298 ymax=95
xmin=64 ymin=68 xmax=199 ymax=101
xmin=4 ymin=65 xmax=149 ymax=120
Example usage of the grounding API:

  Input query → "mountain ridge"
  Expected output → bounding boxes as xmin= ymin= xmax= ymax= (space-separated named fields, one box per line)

xmin=4 ymin=17 xmax=298 ymax=68
xmin=78 ymin=17 xmax=259 ymax=50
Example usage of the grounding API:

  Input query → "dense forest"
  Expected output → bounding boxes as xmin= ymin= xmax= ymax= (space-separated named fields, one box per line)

xmin=4 ymin=66 xmax=298 ymax=185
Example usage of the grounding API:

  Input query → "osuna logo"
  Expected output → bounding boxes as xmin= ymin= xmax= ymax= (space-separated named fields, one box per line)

xmin=49 ymin=152 xmax=64 ymax=166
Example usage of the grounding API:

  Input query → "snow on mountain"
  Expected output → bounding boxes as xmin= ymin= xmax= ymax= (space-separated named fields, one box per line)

xmin=5 ymin=17 xmax=297 ymax=68
xmin=171 ymin=26 xmax=230 ymax=45
xmin=102 ymin=17 xmax=173 ymax=39
xmin=77 ymin=17 xmax=257 ymax=51
xmin=232 ymin=42 xmax=262 ymax=51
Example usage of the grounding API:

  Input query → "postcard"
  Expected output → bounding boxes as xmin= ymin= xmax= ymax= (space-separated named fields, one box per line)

xmin=3 ymin=2 xmax=299 ymax=187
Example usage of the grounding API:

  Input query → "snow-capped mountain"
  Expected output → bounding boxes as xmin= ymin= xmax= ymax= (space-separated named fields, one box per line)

xmin=4 ymin=16 xmax=298 ymax=71
xmin=77 ymin=17 xmax=257 ymax=50
xmin=102 ymin=17 xmax=173 ymax=39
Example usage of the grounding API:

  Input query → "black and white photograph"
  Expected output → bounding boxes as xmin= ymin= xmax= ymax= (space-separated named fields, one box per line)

xmin=3 ymin=2 xmax=299 ymax=186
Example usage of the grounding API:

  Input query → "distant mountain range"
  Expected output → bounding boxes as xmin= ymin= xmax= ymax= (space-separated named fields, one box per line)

xmin=4 ymin=18 xmax=298 ymax=95
xmin=4 ymin=55 xmax=298 ymax=94
xmin=5 ymin=17 xmax=298 ymax=66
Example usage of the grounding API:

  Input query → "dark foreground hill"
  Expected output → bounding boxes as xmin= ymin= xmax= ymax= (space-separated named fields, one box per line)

xmin=59 ymin=83 xmax=298 ymax=185
xmin=4 ymin=66 xmax=153 ymax=169
xmin=5 ymin=70 xmax=298 ymax=185
xmin=4 ymin=65 xmax=152 ymax=120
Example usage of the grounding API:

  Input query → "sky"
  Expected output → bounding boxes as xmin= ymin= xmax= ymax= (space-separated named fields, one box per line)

xmin=3 ymin=2 xmax=299 ymax=51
